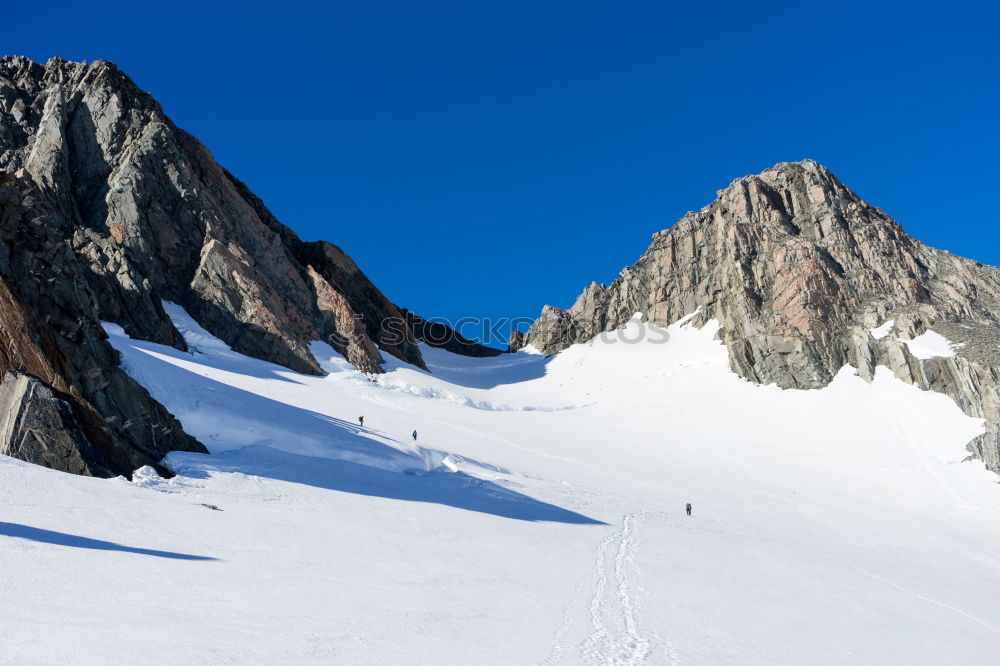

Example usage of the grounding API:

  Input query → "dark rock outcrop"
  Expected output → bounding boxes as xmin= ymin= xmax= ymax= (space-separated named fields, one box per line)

xmin=0 ymin=55 xmax=452 ymax=477
xmin=296 ymin=241 xmax=426 ymax=372
xmin=0 ymin=55 xmax=424 ymax=378
xmin=399 ymin=308 xmax=503 ymax=358
xmin=0 ymin=371 xmax=111 ymax=476
xmin=512 ymin=160 xmax=1000 ymax=471
xmin=0 ymin=55 xmax=511 ymax=477
xmin=0 ymin=170 xmax=204 ymax=476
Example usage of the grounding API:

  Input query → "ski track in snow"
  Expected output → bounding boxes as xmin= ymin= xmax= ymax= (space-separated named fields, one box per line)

xmin=578 ymin=512 xmax=678 ymax=666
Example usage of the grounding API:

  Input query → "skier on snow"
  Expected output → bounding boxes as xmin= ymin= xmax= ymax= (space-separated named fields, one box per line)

xmin=412 ymin=430 xmax=418 ymax=441
xmin=358 ymin=416 xmax=364 ymax=426
xmin=685 ymin=503 xmax=692 ymax=516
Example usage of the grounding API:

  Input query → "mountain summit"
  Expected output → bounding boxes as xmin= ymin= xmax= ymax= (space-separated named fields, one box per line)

xmin=511 ymin=159 xmax=1000 ymax=471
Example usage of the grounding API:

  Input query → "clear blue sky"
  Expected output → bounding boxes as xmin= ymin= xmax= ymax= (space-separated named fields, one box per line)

xmin=10 ymin=1 xmax=999 ymax=345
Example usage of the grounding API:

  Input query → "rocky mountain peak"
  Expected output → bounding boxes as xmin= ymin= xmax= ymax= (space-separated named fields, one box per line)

xmin=512 ymin=160 xmax=1000 ymax=471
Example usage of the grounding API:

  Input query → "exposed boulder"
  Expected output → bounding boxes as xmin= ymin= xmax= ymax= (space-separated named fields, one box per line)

xmin=0 ymin=372 xmax=111 ymax=476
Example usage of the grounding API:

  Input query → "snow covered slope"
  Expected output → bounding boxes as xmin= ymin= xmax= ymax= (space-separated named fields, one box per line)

xmin=3 ymin=304 xmax=1000 ymax=664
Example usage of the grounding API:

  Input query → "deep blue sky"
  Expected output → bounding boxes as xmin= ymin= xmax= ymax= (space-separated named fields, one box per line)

xmin=9 ymin=1 xmax=999 ymax=345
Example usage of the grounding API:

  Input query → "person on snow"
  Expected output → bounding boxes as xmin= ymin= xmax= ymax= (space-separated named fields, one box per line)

xmin=685 ymin=503 xmax=692 ymax=516
xmin=358 ymin=416 xmax=364 ymax=426
xmin=412 ymin=430 xmax=418 ymax=441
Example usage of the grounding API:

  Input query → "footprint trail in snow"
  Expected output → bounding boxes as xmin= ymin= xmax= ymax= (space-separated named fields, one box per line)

xmin=577 ymin=512 xmax=679 ymax=666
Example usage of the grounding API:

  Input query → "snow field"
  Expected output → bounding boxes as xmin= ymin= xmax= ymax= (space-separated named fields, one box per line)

xmin=2 ymin=305 xmax=999 ymax=664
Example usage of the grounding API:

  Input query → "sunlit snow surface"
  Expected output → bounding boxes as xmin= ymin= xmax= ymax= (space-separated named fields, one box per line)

xmin=3 ymin=304 xmax=1000 ymax=664
xmin=869 ymin=319 xmax=895 ymax=340
xmin=898 ymin=330 xmax=964 ymax=359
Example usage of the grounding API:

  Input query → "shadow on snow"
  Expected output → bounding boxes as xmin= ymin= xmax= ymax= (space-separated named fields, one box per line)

xmin=113 ymin=335 xmax=602 ymax=525
xmin=0 ymin=522 xmax=218 ymax=560
xmin=173 ymin=445 xmax=605 ymax=524
xmin=388 ymin=344 xmax=554 ymax=390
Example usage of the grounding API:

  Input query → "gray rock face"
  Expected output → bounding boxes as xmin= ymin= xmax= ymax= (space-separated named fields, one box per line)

xmin=0 ymin=170 xmax=205 ymax=477
xmin=0 ymin=372 xmax=110 ymax=475
xmin=512 ymin=160 xmax=1000 ymax=471
xmin=0 ymin=55 xmax=425 ymax=377
xmin=0 ymin=55 xmax=443 ymax=477
xmin=0 ymin=55 xmax=510 ymax=477
xmin=296 ymin=241 xmax=426 ymax=372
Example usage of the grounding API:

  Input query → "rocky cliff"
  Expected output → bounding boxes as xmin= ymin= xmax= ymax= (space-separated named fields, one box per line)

xmin=511 ymin=160 xmax=1000 ymax=471
xmin=0 ymin=55 xmax=426 ymax=378
xmin=0 ymin=55 xmax=463 ymax=476
xmin=0 ymin=171 xmax=204 ymax=476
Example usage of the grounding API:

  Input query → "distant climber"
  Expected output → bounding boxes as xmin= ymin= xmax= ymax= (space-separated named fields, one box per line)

xmin=412 ymin=430 xmax=418 ymax=441
xmin=358 ymin=416 xmax=364 ymax=426
xmin=685 ymin=503 xmax=692 ymax=516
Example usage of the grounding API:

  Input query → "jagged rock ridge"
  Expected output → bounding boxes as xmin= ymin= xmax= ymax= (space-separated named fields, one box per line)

xmin=512 ymin=160 xmax=1000 ymax=471
xmin=0 ymin=55 xmax=426 ymax=378
xmin=0 ymin=55 xmax=494 ymax=476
